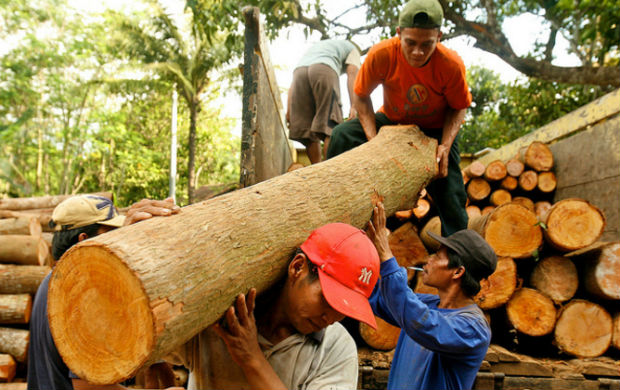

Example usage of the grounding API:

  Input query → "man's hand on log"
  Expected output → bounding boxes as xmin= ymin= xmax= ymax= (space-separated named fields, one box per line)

xmin=367 ymin=202 xmax=394 ymax=262
xmin=436 ymin=144 xmax=449 ymax=178
xmin=214 ymin=288 xmax=263 ymax=368
xmin=123 ymin=197 xmax=180 ymax=226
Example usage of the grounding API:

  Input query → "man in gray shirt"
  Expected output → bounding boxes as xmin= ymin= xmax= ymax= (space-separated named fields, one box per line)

xmin=287 ymin=40 xmax=361 ymax=164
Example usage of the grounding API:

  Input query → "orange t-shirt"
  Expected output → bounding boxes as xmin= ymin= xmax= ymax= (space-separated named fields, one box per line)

xmin=354 ymin=37 xmax=472 ymax=129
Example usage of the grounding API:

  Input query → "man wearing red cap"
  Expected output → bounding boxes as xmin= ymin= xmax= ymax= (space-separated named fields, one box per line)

xmin=367 ymin=203 xmax=496 ymax=390
xmin=168 ymin=223 xmax=380 ymax=389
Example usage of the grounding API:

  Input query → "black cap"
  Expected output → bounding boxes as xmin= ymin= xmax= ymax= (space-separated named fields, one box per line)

xmin=428 ymin=230 xmax=497 ymax=280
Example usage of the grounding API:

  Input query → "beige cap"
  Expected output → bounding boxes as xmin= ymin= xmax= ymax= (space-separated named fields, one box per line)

xmin=51 ymin=195 xmax=125 ymax=231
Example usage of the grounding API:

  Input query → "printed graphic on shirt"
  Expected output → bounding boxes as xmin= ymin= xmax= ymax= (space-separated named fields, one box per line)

xmin=358 ymin=268 xmax=373 ymax=284
xmin=407 ymin=84 xmax=429 ymax=104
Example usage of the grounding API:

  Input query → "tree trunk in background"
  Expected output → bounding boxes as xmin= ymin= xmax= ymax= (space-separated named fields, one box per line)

xmin=0 ymin=327 xmax=29 ymax=363
xmin=0 ymin=294 xmax=32 ymax=324
xmin=187 ymin=102 xmax=198 ymax=204
xmin=47 ymin=126 xmax=437 ymax=385
xmin=0 ymin=192 xmax=112 ymax=211
xmin=0 ymin=264 xmax=51 ymax=294
xmin=554 ymin=300 xmax=612 ymax=358
xmin=506 ymin=288 xmax=556 ymax=337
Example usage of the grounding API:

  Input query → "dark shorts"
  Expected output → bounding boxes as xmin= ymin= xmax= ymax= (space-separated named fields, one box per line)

xmin=288 ymin=64 xmax=343 ymax=143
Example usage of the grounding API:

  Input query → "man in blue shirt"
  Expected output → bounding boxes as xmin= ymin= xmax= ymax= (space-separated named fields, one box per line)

xmin=367 ymin=202 xmax=497 ymax=390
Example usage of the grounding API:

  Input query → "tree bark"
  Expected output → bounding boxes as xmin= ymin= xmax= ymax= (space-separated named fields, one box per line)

xmin=420 ymin=216 xmax=441 ymax=252
xmin=489 ymin=189 xmax=512 ymax=207
xmin=0 ymin=327 xmax=29 ymax=363
xmin=0 ymin=236 xmax=50 ymax=266
xmin=0 ymin=354 xmax=16 ymax=383
xmin=554 ymin=300 xmax=612 ymax=358
xmin=484 ymin=160 xmax=507 ymax=181
xmin=464 ymin=161 xmax=485 ymax=178
xmin=505 ymin=159 xmax=524 ymax=177
xmin=359 ymin=316 xmax=401 ymax=351
xmin=0 ymin=294 xmax=32 ymax=324
xmin=47 ymin=126 xmax=438 ymax=384
xmin=474 ymin=257 xmax=517 ymax=310
xmin=582 ymin=242 xmax=620 ymax=300
xmin=518 ymin=170 xmax=538 ymax=192
xmin=0 ymin=192 xmax=112 ymax=211
xmin=467 ymin=178 xmax=491 ymax=202
xmin=530 ymin=256 xmax=578 ymax=304
xmin=542 ymin=198 xmax=605 ymax=252
xmin=506 ymin=288 xmax=556 ymax=337
xmin=468 ymin=203 xmax=542 ymax=258
xmin=518 ymin=142 xmax=554 ymax=172
xmin=537 ymin=171 xmax=557 ymax=193
xmin=0 ymin=265 xmax=51 ymax=294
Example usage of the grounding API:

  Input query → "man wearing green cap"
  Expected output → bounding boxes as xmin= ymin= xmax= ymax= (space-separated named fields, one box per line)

xmin=327 ymin=0 xmax=471 ymax=237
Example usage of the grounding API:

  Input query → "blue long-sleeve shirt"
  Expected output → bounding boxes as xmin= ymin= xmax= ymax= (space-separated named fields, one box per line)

xmin=369 ymin=257 xmax=491 ymax=390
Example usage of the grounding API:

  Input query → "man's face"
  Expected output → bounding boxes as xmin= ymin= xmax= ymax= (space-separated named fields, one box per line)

xmin=286 ymin=259 xmax=346 ymax=335
xmin=397 ymin=26 xmax=442 ymax=68
xmin=421 ymin=247 xmax=459 ymax=288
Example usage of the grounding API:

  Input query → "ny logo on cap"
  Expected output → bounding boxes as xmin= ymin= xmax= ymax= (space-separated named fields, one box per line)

xmin=358 ymin=267 xmax=373 ymax=285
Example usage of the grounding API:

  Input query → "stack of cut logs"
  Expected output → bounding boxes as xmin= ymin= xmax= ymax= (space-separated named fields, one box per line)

xmin=0 ymin=193 xmax=110 ymax=386
xmin=361 ymin=141 xmax=620 ymax=361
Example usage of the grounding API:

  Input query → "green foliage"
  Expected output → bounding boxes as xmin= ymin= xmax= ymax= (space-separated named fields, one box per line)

xmin=459 ymin=65 xmax=612 ymax=154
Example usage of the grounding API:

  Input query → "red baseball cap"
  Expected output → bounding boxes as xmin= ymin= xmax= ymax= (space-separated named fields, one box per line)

xmin=301 ymin=223 xmax=380 ymax=329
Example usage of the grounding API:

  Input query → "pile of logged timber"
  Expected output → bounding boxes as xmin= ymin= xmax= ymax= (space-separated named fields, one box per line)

xmin=361 ymin=140 xmax=620 ymax=385
xmin=0 ymin=192 xmax=110 ymax=386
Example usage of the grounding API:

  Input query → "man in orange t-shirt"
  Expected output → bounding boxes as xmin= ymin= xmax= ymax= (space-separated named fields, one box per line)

xmin=326 ymin=0 xmax=471 ymax=236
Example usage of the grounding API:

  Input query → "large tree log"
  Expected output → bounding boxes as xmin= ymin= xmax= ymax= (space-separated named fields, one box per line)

xmin=0 ymin=327 xmax=29 ymax=363
xmin=0 ymin=265 xmax=51 ymax=294
xmin=0 ymin=218 xmax=43 ymax=236
xmin=518 ymin=170 xmax=538 ymax=192
xmin=474 ymin=257 xmax=517 ymax=310
xmin=518 ymin=142 xmax=553 ymax=172
xmin=542 ymin=198 xmax=605 ymax=252
xmin=0 ymin=192 xmax=112 ymax=211
xmin=0 ymin=295 xmax=31 ymax=324
xmin=554 ymin=300 xmax=612 ymax=358
xmin=529 ymin=256 xmax=578 ymax=304
xmin=0 ymin=236 xmax=50 ymax=266
xmin=47 ymin=126 xmax=438 ymax=384
xmin=0 ymin=354 xmax=16 ymax=383
xmin=505 ymin=158 xmax=524 ymax=177
xmin=467 ymin=178 xmax=491 ymax=202
xmin=506 ymin=288 xmax=556 ymax=337
xmin=484 ymin=160 xmax=507 ymax=181
xmin=582 ymin=242 xmax=620 ymax=300
xmin=468 ymin=203 xmax=542 ymax=258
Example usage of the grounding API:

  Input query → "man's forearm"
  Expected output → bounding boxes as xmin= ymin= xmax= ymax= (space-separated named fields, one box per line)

xmin=354 ymin=95 xmax=377 ymax=140
xmin=441 ymin=107 xmax=467 ymax=148
xmin=346 ymin=65 xmax=358 ymax=110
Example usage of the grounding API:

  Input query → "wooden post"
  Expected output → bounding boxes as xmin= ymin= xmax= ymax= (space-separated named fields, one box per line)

xmin=0 ymin=327 xmax=29 ymax=363
xmin=47 ymin=126 xmax=438 ymax=385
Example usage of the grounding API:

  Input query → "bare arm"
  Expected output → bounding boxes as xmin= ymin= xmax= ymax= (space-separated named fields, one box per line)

xmin=436 ymin=108 xmax=467 ymax=178
xmin=214 ymin=289 xmax=287 ymax=390
xmin=345 ymin=64 xmax=359 ymax=119
xmin=353 ymin=93 xmax=377 ymax=141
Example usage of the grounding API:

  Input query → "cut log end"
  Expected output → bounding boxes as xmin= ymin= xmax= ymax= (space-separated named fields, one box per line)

xmin=506 ymin=288 xmax=556 ymax=337
xmin=464 ymin=161 xmax=485 ymax=178
xmin=467 ymin=178 xmax=491 ymax=202
xmin=48 ymin=244 xmax=154 ymax=384
xmin=490 ymin=189 xmax=512 ymax=207
xmin=484 ymin=160 xmax=507 ymax=181
xmin=554 ymin=300 xmax=612 ymax=358
xmin=518 ymin=170 xmax=538 ymax=192
xmin=359 ymin=316 xmax=401 ymax=351
xmin=506 ymin=159 xmax=525 ymax=177
xmin=584 ymin=242 xmax=620 ymax=300
xmin=543 ymin=199 xmax=606 ymax=252
xmin=537 ymin=171 xmax=557 ymax=193
xmin=530 ymin=256 xmax=578 ymax=303
xmin=474 ymin=257 xmax=517 ymax=310
xmin=521 ymin=141 xmax=554 ymax=172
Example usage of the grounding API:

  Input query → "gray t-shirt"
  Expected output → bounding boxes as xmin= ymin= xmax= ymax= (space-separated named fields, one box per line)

xmin=296 ymin=40 xmax=361 ymax=75
xmin=168 ymin=322 xmax=358 ymax=390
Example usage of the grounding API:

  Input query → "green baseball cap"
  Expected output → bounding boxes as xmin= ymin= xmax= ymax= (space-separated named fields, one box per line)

xmin=399 ymin=0 xmax=444 ymax=29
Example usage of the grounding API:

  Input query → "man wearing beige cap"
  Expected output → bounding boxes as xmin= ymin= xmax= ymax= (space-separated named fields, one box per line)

xmin=328 ymin=0 xmax=471 ymax=238
xmin=28 ymin=195 xmax=180 ymax=390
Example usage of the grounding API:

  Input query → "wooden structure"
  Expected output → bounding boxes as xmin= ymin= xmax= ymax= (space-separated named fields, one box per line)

xmin=240 ymin=7 xmax=294 ymax=187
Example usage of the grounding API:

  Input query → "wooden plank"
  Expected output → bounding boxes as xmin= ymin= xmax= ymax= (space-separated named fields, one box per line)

xmin=240 ymin=7 xmax=293 ymax=187
xmin=476 ymin=89 xmax=620 ymax=166
xmin=501 ymin=376 xmax=601 ymax=390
